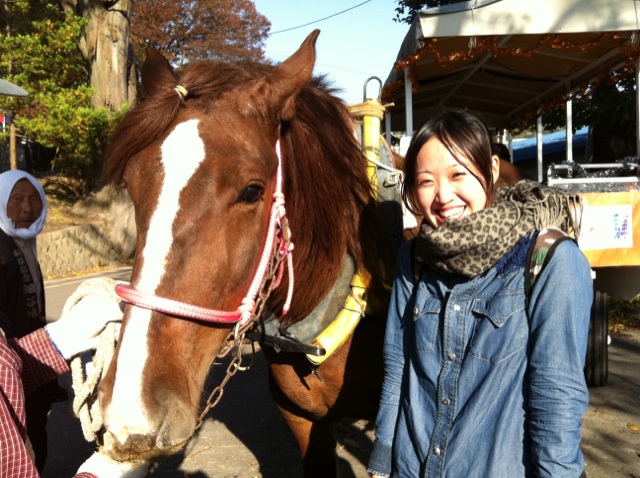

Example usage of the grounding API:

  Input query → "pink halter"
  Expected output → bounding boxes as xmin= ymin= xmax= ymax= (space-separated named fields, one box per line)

xmin=115 ymin=140 xmax=295 ymax=328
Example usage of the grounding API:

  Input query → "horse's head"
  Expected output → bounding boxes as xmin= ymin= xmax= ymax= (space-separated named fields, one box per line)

xmin=99 ymin=30 xmax=320 ymax=461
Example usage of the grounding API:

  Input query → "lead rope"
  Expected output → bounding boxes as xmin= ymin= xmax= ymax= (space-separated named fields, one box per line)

xmin=64 ymin=277 xmax=123 ymax=443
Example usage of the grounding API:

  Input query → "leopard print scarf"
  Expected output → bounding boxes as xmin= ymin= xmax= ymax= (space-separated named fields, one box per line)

xmin=414 ymin=180 xmax=582 ymax=278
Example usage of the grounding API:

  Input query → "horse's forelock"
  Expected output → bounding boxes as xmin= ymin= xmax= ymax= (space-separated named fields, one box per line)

xmin=103 ymin=60 xmax=276 ymax=186
xmin=103 ymin=92 xmax=183 ymax=186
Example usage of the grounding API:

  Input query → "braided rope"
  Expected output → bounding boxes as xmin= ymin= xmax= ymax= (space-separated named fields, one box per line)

xmin=64 ymin=277 xmax=122 ymax=443
xmin=348 ymin=100 xmax=387 ymax=120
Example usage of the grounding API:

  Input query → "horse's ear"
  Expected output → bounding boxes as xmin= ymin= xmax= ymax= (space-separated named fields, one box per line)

xmin=262 ymin=29 xmax=320 ymax=122
xmin=141 ymin=47 xmax=178 ymax=97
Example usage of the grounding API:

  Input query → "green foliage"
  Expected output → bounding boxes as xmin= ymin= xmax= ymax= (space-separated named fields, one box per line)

xmin=609 ymin=294 xmax=640 ymax=332
xmin=0 ymin=2 xmax=116 ymax=195
xmin=544 ymin=73 xmax=636 ymax=135
xmin=394 ymin=0 xmax=469 ymax=24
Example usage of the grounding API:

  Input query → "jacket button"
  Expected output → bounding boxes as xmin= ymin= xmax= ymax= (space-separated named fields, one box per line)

xmin=448 ymin=353 xmax=456 ymax=361
xmin=413 ymin=307 xmax=419 ymax=316
xmin=442 ymin=398 xmax=450 ymax=406
xmin=433 ymin=447 xmax=441 ymax=455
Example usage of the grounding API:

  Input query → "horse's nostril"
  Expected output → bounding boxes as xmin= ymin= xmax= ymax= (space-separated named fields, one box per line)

xmin=105 ymin=431 xmax=185 ymax=462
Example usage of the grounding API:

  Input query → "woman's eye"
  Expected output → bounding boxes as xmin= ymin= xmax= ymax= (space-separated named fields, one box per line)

xmin=238 ymin=185 xmax=265 ymax=203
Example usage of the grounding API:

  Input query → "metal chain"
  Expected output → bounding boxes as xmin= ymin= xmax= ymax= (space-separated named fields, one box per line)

xmin=195 ymin=218 xmax=292 ymax=428
xmin=195 ymin=338 xmax=249 ymax=429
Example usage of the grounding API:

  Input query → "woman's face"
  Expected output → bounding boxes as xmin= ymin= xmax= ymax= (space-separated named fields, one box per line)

xmin=7 ymin=179 xmax=43 ymax=229
xmin=415 ymin=137 xmax=498 ymax=229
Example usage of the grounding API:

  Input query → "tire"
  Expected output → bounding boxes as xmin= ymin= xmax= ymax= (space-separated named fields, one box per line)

xmin=584 ymin=290 xmax=608 ymax=387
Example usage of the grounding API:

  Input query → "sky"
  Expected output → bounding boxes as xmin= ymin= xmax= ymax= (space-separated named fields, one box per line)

xmin=252 ymin=0 xmax=410 ymax=106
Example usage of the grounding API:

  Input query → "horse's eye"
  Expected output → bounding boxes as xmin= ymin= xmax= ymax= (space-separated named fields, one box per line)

xmin=238 ymin=185 xmax=265 ymax=204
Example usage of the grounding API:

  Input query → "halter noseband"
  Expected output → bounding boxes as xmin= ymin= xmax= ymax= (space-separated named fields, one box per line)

xmin=115 ymin=140 xmax=295 ymax=328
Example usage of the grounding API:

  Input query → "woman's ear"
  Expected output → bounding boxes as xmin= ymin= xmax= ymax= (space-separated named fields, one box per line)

xmin=491 ymin=154 xmax=500 ymax=184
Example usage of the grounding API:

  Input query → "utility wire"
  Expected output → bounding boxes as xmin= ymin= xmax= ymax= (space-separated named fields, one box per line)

xmin=269 ymin=0 xmax=372 ymax=35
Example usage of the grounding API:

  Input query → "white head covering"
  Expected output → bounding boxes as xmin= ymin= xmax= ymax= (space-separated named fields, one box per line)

xmin=0 ymin=170 xmax=47 ymax=239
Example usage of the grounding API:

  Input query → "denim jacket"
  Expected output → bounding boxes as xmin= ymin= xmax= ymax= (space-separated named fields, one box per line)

xmin=368 ymin=234 xmax=592 ymax=478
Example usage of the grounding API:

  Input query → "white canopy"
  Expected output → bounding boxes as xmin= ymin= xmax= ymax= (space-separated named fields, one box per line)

xmin=0 ymin=78 xmax=28 ymax=97
xmin=383 ymin=0 xmax=640 ymax=131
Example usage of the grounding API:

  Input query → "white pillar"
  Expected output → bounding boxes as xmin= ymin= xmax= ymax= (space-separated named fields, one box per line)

xmin=385 ymin=111 xmax=391 ymax=144
xmin=404 ymin=68 xmax=413 ymax=138
xmin=537 ymin=115 xmax=543 ymax=183
xmin=566 ymin=94 xmax=574 ymax=164
xmin=636 ymin=56 xmax=640 ymax=156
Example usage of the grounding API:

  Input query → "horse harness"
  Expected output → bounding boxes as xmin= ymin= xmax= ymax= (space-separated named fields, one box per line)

xmin=115 ymin=139 xmax=294 ymax=329
xmin=111 ymin=119 xmax=401 ymax=424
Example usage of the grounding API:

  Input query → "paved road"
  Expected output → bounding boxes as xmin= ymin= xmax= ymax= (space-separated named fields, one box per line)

xmin=42 ymin=270 xmax=640 ymax=477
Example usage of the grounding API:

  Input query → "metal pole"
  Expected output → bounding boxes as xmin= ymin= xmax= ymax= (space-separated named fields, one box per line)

xmin=537 ymin=115 xmax=543 ymax=183
xmin=385 ymin=111 xmax=391 ymax=145
xmin=566 ymin=93 xmax=574 ymax=164
xmin=636 ymin=56 xmax=640 ymax=156
xmin=404 ymin=68 xmax=413 ymax=138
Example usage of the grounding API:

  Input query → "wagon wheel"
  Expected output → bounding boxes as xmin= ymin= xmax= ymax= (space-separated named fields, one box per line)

xmin=584 ymin=290 xmax=608 ymax=387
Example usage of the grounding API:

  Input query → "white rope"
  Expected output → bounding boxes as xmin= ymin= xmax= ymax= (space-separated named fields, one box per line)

xmin=63 ymin=277 xmax=122 ymax=443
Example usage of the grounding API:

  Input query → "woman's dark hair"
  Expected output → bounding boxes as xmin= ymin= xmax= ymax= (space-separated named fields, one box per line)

xmin=402 ymin=109 xmax=495 ymax=215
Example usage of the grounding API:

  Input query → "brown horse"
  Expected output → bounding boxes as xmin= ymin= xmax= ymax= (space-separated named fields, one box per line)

xmin=98 ymin=30 xmax=395 ymax=477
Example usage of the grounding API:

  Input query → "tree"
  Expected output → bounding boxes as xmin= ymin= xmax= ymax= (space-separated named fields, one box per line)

xmin=0 ymin=1 xmax=118 ymax=193
xmin=543 ymin=73 xmax=637 ymax=161
xmin=395 ymin=0 xmax=468 ymax=24
xmin=59 ymin=0 xmax=136 ymax=112
xmin=130 ymin=0 xmax=270 ymax=67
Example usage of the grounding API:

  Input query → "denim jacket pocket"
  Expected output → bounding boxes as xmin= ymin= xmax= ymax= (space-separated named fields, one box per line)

xmin=412 ymin=297 xmax=441 ymax=354
xmin=469 ymin=292 xmax=526 ymax=364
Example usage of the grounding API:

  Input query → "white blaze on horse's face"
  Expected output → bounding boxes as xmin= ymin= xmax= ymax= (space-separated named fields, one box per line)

xmin=106 ymin=119 xmax=205 ymax=443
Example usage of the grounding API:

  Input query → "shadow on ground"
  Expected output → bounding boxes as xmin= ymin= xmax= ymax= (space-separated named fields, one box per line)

xmin=44 ymin=349 xmax=375 ymax=478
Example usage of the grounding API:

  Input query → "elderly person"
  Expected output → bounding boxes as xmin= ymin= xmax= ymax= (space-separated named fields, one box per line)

xmin=0 ymin=170 xmax=66 ymax=471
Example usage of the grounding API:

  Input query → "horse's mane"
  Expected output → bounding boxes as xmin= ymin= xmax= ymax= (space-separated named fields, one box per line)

xmin=103 ymin=59 xmax=394 ymax=322
xmin=273 ymin=78 xmax=394 ymax=320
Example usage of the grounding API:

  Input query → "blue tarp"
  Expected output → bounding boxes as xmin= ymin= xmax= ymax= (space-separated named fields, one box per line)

xmin=512 ymin=126 xmax=589 ymax=163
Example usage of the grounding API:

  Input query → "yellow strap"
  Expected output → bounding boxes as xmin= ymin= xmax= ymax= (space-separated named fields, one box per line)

xmin=306 ymin=273 xmax=368 ymax=366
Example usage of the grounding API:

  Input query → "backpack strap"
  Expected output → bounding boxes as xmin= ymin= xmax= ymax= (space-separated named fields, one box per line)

xmin=525 ymin=227 xmax=572 ymax=299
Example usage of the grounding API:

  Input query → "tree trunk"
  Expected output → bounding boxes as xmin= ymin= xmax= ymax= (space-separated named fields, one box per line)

xmin=61 ymin=0 xmax=136 ymax=111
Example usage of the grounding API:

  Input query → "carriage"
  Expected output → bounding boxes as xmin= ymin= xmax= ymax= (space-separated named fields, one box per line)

xmin=547 ymin=161 xmax=640 ymax=387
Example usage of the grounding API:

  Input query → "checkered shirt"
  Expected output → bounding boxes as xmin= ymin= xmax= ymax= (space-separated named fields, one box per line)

xmin=0 ymin=328 xmax=97 ymax=478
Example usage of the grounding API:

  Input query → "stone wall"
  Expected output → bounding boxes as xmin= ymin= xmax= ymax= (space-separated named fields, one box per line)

xmin=37 ymin=186 xmax=137 ymax=278
xmin=37 ymin=222 xmax=125 ymax=278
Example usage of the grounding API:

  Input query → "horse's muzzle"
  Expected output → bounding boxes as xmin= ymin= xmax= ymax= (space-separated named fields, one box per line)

xmin=103 ymin=431 xmax=190 ymax=463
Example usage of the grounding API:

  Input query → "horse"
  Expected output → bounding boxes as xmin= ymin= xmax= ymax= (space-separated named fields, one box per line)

xmin=98 ymin=29 xmax=396 ymax=477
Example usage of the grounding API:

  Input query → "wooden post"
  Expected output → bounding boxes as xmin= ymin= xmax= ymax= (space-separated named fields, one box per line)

xmin=9 ymin=122 xmax=17 ymax=170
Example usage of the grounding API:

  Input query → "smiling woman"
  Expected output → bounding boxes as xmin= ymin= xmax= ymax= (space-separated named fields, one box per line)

xmin=369 ymin=109 xmax=593 ymax=478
